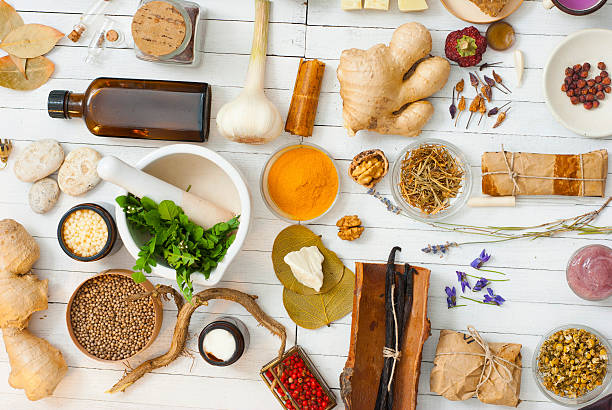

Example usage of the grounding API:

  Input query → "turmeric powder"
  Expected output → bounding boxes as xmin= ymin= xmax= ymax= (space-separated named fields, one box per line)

xmin=267 ymin=146 xmax=338 ymax=221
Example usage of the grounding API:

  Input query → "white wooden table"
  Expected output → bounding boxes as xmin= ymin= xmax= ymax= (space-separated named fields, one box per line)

xmin=1 ymin=1 xmax=611 ymax=409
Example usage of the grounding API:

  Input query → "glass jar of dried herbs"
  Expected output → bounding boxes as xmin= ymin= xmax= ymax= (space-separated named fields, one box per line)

xmin=534 ymin=326 xmax=611 ymax=406
xmin=390 ymin=139 xmax=472 ymax=221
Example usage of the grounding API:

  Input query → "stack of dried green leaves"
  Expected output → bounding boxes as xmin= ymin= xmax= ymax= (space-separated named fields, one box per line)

xmin=0 ymin=0 xmax=63 ymax=90
xmin=399 ymin=143 xmax=465 ymax=215
xmin=272 ymin=225 xmax=354 ymax=329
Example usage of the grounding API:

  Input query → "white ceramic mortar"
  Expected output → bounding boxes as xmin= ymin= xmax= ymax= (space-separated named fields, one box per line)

xmin=113 ymin=144 xmax=251 ymax=287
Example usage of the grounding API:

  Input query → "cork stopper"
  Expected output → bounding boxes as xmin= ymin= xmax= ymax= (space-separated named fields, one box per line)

xmin=131 ymin=1 xmax=187 ymax=57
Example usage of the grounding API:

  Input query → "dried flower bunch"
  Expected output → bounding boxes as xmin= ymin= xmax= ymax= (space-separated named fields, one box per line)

xmin=398 ymin=143 xmax=465 ymax=215
xmin=0 ymin=0 xmax=63 ymax=90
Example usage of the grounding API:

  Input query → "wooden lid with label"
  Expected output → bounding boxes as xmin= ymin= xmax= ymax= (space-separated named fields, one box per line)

xmin=131 ymin=1 xmax=187 ymax=57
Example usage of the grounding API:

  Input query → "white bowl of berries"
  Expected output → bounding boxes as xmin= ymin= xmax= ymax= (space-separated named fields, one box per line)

xmin=544 ymin=29 xmax=612 ymax=138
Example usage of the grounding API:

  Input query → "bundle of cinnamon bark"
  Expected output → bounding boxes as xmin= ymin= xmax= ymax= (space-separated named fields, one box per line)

xmin=285 ymin=59 xmax=325 ymax=137
xmin=482 ymin=149 xmax=608 ymax=197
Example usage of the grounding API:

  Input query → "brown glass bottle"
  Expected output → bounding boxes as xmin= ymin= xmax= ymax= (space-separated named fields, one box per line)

xmin=48 ymin=77 xmax=211 ymax=142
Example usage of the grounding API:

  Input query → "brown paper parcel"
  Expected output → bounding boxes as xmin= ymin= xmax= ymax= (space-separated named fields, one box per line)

xmin=430 ymin=328 xmax=522 ymax=407
xmin=481 ymin=149 xmax=608 ymax=197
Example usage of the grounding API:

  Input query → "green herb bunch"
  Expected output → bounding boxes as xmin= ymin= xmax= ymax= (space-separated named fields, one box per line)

xmin=116 ymin=194 xmax=240 ymax=302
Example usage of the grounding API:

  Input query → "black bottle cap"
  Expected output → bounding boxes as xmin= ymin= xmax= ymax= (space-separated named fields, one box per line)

xmin=48 ymin=90 xmax=69 ymax=119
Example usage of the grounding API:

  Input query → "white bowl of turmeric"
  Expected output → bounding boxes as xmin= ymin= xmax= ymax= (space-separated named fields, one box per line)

xmin=261 ymin=143 xmax=340 ymax=223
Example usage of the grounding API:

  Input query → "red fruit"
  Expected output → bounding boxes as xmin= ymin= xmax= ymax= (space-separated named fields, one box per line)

xmin=580 ymin=71 xmax=589 ymax=78
xmin=605 ymin=86 xmax=611 ymax=93
xmin=584 ymin=102 xmax=593 ymax=110
xmin=597 ymin=84 xmax=604 ymax=91
xmin=566 ymin=67 xmax=574 ymax=76
xmin=598 ymin=62 xmax=606 ymax=70
xmin=574 ymin=64 xmax=583 ymax=71
xmin=602 ymin=71 xmax=609 ymax=78
xmin=579 ymin=95 xmax=586 ymax=103
xmin=593 ymin=100 xmax=600 ymax=108
xmin=573 ymin=74 xmax=580 ymax=81
xmin=596 ymin=76 xmax=603 ymax=83
xmin=445 ymin=26 xmax=487 ymax=67
xmin=571 ymin=96 xmax=579 ymax=105
xmin=602 ymin=77 xmax=612 ymax=85
xmin=583 ymin=62 xmax=591 ymax=71
xmin=586 ymin=94 xmax=595 ymax=102
xmin=587 ymin=79 xmax=596 ymax=87
xmin=596 ymin=91 xmax=605 ymax=100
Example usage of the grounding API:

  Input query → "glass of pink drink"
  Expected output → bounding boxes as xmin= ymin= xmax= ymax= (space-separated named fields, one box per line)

xmin=566 ymin=244 xmax=612 ymax=301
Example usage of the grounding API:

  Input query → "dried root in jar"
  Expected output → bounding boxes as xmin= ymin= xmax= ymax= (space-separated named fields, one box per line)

xmin=336 ymin=215 xmax=364 ymax=241
xmin=348 ymin=149 xmax=389 ymax=188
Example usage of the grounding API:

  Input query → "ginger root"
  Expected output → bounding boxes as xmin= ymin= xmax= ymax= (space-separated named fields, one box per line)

xmin=337 ymin=22 xmax=450 ymax=137
xmin=108 ymin=285 xmax=286 ymax=394
xmin=0 ymin=219 xmax=67 ymax=400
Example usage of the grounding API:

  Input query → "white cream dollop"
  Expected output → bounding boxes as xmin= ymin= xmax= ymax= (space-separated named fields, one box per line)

xmin=203 ymin=329 xmax=236 ymax=362
xmin=283 ymin=246 xmax=325 ymax=292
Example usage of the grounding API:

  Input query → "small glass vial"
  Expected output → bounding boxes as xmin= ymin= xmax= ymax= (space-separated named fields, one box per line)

xmin=47 ymin=77 xmax=212 ymax=142
xmin=68 ymin=0 xmax=113 ymax=43
xmin=198 ymin=317 xmax=250 ymax=366
xmin=132 ymin=0 xmax=202 ymax=66
xmin=85 ymin=17 xmax=124 ymax=64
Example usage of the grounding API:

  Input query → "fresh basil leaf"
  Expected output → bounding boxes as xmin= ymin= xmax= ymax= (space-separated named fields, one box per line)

xmin=132 ymin=270 xmax=146 ymax=283
xmin=159 ymin=200 xmax=179 ymax=220
xmin=116 ymin=195 xmax=128 ymax=208
xmin=141 ymin=196 xmax=157 ymax=211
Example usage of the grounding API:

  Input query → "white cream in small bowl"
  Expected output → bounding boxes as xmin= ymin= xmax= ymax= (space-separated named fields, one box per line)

xmin=111 ymin=144 xmax=251 ymax=286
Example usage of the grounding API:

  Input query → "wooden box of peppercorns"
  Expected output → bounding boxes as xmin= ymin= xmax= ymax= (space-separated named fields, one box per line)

xmin=261 ymin=345 xmax=337 ymax=410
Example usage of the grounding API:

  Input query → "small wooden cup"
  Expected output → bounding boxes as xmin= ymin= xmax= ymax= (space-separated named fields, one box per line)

xmin=66 ymin=269 xmax=163 ymax=363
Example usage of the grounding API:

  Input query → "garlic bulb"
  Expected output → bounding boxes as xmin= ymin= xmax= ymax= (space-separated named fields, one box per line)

xmin=283 ymin=246 xmax=325 ymax=292
xmin=216 ymin=0 xmax=283 ymax=145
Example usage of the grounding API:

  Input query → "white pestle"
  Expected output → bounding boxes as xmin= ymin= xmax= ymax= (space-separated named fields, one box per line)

xmin=97 ymin=156 xmax=235 ymax=229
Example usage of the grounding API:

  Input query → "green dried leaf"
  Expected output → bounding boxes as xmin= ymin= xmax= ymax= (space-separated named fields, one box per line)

xmin=283 ymin=267 xmax=355 ymax=330
xmin=0 ymin=0 xmax=23 ymax=41
xmin=0 ymin=23 xmax=64 ymax=58
xmin=0 ymin=55 xmax=53 ymax=90
xmin=272 ymin=225 xmax=344 ymax=296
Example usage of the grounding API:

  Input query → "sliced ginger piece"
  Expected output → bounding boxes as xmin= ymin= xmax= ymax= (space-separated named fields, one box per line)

xmin=364 ymin=0 xmax=390 ymax=9
xmin=342 ymin=0 xmax=363 ymax=9
xmin=398 ymin=0 xmax=428 ymax=11
xmin=337 ymin=22 xmax=450 ymax=137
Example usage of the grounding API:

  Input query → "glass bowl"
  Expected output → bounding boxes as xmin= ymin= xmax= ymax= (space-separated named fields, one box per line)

xmin=391 ymin=138 xmax=472 ymax=222
xmin=260 ymin=142 xmax=341 ymax=224
xmin=566 ymin=245 xmax=612 ymax=301
xmin=532 ymin=324 xmax=612 ymax=407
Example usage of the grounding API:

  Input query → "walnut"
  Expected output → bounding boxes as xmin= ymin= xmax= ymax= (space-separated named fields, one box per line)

xmin=348 ymin=149 xmax=389 ymax=188
xmin=336 ymin=215 xmax=364 ymax=241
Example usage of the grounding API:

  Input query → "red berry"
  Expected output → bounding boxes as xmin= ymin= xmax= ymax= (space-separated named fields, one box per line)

xmin=593 ymin=100 xmax=600 ymax=108
xmin=583 ymin=62 xmax=591 ymax=71
xmin=584 ymin=102 xmax=593 ymax=110
xmin=602 ymin=71 xmax=609 ymax=78
xmin=605 ymin=86 xmax=611 ymax=93
xmin=598 ymin=62 xmax=606 ymax=70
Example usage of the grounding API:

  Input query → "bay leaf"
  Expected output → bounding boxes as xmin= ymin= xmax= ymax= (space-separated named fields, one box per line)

xmin=0 ymin=0 xmax=23 ymax=41
xmin=0 ymin=55 xmax=53 ymax=90
xmin=0 ymin=24 xmax=64 ymax=58
xmin=283 ymin=266 xmax=355 ymax=330
xmin=272 ymin=225 xmax=344 ymax=296
xmin=8 ymin=54 xmax=26 ymax=78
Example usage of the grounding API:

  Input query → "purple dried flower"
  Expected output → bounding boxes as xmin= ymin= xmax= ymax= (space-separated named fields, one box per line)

xmin=456 ymin=271 xmax=471 ymax=293
xmin=473 ymin=277 xmax=489 ymax=292
xmin=445 ymin=286 xmax=457 ymax=308
xmin=470 ymin=249 xmax=491 ymax=269
xmin=421 ymin=242 xmax=459 ymax=255
xmin=483 ymin=287 xmax=505 ymax=306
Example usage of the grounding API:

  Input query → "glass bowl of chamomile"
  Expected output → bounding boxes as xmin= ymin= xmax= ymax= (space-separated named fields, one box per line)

xmin=391 ymin=138 xmax=472 ymax=223
xmin=532 ymin=324 xmax=611 ymax=407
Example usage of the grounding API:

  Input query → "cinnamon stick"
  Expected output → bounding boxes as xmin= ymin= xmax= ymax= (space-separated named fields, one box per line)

xmin=285 ymin=59 xmax=325 ymax=137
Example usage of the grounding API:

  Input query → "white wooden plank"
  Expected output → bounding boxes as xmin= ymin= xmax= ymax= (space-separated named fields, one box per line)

xmin=17 ymin=12 xmax=306 ymax=57
xmin=14 ymin=0 xmax=307 ymax=24
xmin=307 ymin=0 xmax=612 ymax=36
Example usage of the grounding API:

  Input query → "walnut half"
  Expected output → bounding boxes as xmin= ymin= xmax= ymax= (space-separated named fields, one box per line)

xmin=348 ymin=149 xmax=389 ymax=188
xmin=337 ymin=215 xmax=364 ymax=241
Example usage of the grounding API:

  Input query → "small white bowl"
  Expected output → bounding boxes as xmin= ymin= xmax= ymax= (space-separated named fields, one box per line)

xmin=114 ymin=144 xmax=251 ymax=287
xmin=543 ymin=29 xmax=612 ymax=138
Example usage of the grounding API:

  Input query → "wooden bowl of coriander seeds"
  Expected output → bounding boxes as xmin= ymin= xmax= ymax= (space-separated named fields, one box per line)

xmin=66 ymin=269 xmax=163 ymax=362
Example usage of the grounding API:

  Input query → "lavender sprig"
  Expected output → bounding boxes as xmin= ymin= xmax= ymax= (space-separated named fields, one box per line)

xmin=366 ymin=188 xmax=402 ymax=214
xmin=422 ymin=242 xmax=459 ymax=255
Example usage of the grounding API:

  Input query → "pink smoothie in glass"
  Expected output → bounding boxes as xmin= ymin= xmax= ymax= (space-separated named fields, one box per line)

xmin=557 ymin=0 xmax=601 ymax=10
xmin=566 ymin=245 xmax=612 ymax=301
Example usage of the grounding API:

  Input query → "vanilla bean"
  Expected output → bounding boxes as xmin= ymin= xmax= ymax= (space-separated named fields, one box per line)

xmin=375 ymin=247 xmax=401 ymax=410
